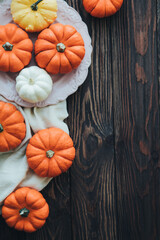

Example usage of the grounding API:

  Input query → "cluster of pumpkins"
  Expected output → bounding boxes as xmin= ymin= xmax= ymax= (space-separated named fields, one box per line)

xmin=0 ymin=100 xmax=75 ymax=232
xmin=0 ymin=0 xmax=124 ymax=233
xmin=1 ymin=23 xmax=85 ymax=75
xmin=0 ymin=0 xmax=79 ymax=232
xmin=1 ymin=0 xmax=85 ymax=104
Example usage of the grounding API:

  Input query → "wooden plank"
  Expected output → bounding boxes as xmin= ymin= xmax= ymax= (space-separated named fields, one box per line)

xmin=0 ymin=215 xmax=26 ymax=240
xmin=1 ymin=0 xmax=160 ymax=239
xmin=25 ymin=174 xmax=72 ymax=240
xmin=155 ymin=0 xmax=160 ymax=238
xmin=111 ymin=0 xmax=160 ymax=239
xmin=67 ymin=1 xmax=118 ymax=240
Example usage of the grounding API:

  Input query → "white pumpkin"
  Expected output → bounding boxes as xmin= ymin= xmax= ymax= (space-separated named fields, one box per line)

xmin=16 ymin=66 xmax=53 ymax=103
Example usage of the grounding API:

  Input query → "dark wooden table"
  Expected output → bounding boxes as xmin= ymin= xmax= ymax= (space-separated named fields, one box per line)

xmin=1 ymin=0 xmax=160 ymax=239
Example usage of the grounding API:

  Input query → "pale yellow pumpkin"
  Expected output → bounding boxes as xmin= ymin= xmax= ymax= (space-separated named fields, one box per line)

xmin=11 ymin=0 xmax=58 ymax=32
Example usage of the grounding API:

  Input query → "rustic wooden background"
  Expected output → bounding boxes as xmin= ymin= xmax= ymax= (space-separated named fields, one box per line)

xmin=0 ymin=0 xmax=160 ymax=239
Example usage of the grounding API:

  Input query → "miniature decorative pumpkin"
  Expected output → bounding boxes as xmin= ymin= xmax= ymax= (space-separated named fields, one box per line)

xmin=0 ymin=24 xmax=33 ymax=72
xmin=26 ymin=128 xmax=75 ymax=177
xmin=0 ymin=101 xmax=26 ymax=152
xmin=83 ymin=0 xmax=123 ymax=18
xmin=2 ymin=187 xmax=49 ymax=232
xmin=16 ymin=66 xmax=53 ymax=103
xmin=35 ymin=23 xmax=85 ymax=74
xmin=11 ymin=0 xmax=57 ymax=32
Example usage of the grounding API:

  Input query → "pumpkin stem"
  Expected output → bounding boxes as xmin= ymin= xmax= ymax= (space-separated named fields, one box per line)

xmin=19 ymin=208 xmax=30 ymax=217
xmin=0 ymin=124 xmax=3 ymax=133
xmin=31 ymin=0 xmax=43 ymax=11
xmin=2 ymin=42 xmax=13 ymax=51
xmin=29 ymin=78 xmax=35 ymax=85
xmin=56 ymin=43 xmax=66 ymax=53
xmin=46 ymin=150 xmax=55 ymax=158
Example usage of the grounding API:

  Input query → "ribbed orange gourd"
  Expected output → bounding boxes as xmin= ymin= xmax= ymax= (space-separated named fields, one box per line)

xmin=35 ymin=23 xmax=85 ymax=74
xmin=0 ymin=101 xmax=26 ymax=152
xmin=83 ymin=0 xmax=123 ymax=18
xmin=0 ymin=24 xmax=33 ymax=72
xmin=26 ymin=128 xmax=76 ymax=177
xmin=2 ymin=187 xmax=49 ymax=232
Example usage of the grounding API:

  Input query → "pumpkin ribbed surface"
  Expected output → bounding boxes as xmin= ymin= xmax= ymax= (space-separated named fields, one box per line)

xmin=0 ymin=24 xmax=33 ymax=72
xmin=35 ymin=23 xmax=85 ymax=74
xmin=11 ymin=0 xmax=57 ymax=32
xmin=83 ymin=0 xmax=123 ymax=18
xmin=26 ymin=127 xmax=75 ymax=177
xmin=0 ymin=101 xmax=26 ymax=152
xmin=16 ymin=66 xmax=53 ymax=103
xmin=2 ymin=187 xmax=49 ymax=232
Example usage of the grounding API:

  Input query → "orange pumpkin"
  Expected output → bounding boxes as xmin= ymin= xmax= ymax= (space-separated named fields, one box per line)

xmin=83 ymin=0 xmax=123 ymax=18
xmin=0 ymin=23 xmax=33 ymax=72
xmin=35 ymin=23 xmax=85 ymax=74
xmin=2 ymin=187 xmax=49 ymax=232
xmin=26 ymin=128 xmax=75 ymax=177
xmin=0 ymin=101 xmax=26 ymax=152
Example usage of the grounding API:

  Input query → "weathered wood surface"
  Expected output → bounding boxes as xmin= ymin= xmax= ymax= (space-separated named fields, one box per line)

xmin=112 ymin=0 xmax=159 ymax=239
xmin=0 ymin=0 xmax=160 ymax=239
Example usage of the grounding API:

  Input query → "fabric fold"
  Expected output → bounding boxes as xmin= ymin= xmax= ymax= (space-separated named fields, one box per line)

xmin=0 ymin=96 xmax=69 ymax=210
xmin=0 ymin=96 xmax=31 ymax=205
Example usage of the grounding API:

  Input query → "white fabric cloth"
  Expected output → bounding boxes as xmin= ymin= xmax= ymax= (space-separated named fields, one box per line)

xmin=19 ymin=102 xmax=69 ymax=191
xmin=0 ymin=96 xmax=32 ymax=205
xmin=22 ymin=103 xmax=69 ymax=134
xmin=0 ymin=97 xmax=69 ymax=209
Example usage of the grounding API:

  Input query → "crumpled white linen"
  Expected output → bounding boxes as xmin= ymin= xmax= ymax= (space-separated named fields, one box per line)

xmin=0 ymin=96 xmax=32 ymax=205
xmin=19 ymin=103 xmax=69 ymax=191
xmin=22 ymin=104 xmax=69 ymax=135
xmin=0 ymin=97 xmax=69 ymax=209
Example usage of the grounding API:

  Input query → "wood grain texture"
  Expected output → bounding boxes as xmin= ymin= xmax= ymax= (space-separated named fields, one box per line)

xmin=111 ymin=0 xmax=160 ymax=239
xmin=0 ymin=0 xmax=160 ymax=239
xmin=67 ymin=15 xmax=117 ymax=240
xmin=66 ymin=1 xmax=118 ymax=240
